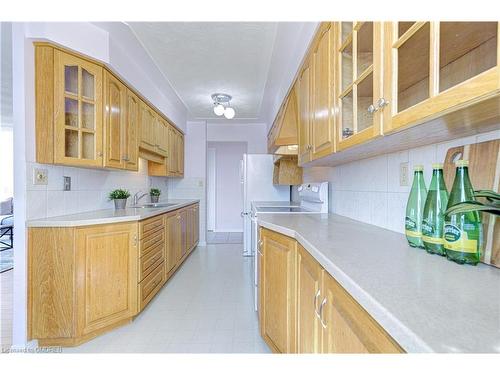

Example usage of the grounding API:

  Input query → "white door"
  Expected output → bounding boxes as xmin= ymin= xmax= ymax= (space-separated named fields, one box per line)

xmin=207 ymin=148 xmax=216 ymax=232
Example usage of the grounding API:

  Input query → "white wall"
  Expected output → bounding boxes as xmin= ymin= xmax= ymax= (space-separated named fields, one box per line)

xmin=302 ymin=129 xmax=500 ymax=234
xmin=207 ymin=122 xmax=267 ymax=153
xmin=208 ymin=141 xmax=247 ymax=232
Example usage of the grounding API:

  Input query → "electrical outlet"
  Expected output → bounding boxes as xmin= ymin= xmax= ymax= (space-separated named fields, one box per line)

xmin=63 ymin=176 xmax=71 ymax=191
xmin=399 ymin=162 xmax=409 ymax=187
xmin=33 ymin=168 xmax=48 ymax=185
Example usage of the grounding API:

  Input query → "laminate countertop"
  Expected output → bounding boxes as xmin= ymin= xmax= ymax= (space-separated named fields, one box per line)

xmin=256 ymin=213 xmax=500 ymax=353
xmin=27 ymin=199 xmax=200 ymax=227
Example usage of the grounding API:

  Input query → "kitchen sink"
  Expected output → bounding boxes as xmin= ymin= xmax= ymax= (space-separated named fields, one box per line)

xmin=130 ymin=203 xmax=177 ymax=209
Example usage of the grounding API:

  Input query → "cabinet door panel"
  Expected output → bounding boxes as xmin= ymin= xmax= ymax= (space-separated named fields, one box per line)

xmin=54 ymin=50 xmax=103 ymax=167
xmin=259 ymin=228 xmax=296 ymax=353
xmin=180 ymin=209 xmax=188 ymax=258
xmin=311 ymin=24 xmax=334 ymax=159
xmin=75 ymin=223 xmax=138 ymax=335
xmin=104 ymin=72 xmax=126 ymax=169
xmin=168 ymin=126 xmax=178 ymax=175
xmin=125 ymin=90 xmax=139 ymax=170
xmin=165 ymin=212 xmax=180 ymax=275
xmin=139 ymin=101 xmax=156 ymax=152
xmin=297 ymin=245 xmax=322 ymax=353
xmin=298 ymin=61 xmax=312 ymax=165
xmin=321 ymin=271 xmax=402 ymax=353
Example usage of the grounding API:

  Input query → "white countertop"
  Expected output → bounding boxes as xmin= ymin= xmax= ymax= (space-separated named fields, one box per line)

xmin=257 ymin=213 xmax=500 ymax=353
xmin=27 ymin=199 xmax=200 ymax=227
xmin=251 ymin=201 xmax=301 ymax=209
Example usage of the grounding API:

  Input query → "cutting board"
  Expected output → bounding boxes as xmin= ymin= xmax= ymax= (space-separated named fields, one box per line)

xmin=443 ymin=139 xmax=500 ymax=268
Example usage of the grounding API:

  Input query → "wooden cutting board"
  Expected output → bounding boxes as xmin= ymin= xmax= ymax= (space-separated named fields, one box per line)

xmin=443 ymin=139 xmax=500 ymax=267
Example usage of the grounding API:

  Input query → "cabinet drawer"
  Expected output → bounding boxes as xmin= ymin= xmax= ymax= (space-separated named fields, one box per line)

xmin=139 ymin=215 xmax=164 ymax=239
xmin=139 ymin=261 xmax=164 ymax=310
xmin=139 ymin=241 xmax=164 ymax=281
xmin=139 ymin=228 xmax=164 ymax=257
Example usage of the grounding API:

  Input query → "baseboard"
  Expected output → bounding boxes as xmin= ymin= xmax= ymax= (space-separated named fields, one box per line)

xmin=198 ymin=241 xmax=207 ymax=246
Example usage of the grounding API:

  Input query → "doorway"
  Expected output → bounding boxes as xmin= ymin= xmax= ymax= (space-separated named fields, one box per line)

xmin=206 ymin=141 xmax=247 ymax=244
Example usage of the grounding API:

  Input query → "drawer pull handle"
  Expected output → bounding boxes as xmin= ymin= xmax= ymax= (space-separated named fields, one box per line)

xmin=314 ymin=290 xmax=321 ymax=319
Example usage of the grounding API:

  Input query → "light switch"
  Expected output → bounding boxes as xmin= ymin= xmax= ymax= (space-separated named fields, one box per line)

xmin=399 ymin=162 xmax=409 ymax=187
xmin=33 ymin=168 xmax=48 ymax=185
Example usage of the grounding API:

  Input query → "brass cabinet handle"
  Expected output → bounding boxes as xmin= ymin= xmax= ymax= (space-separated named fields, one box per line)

xmin=319 ymin=297 xmax=327 ymax=329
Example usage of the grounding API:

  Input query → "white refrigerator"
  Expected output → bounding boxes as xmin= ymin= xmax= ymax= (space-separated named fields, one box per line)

xmin=241 ymin=154 xmax=290 ymax=256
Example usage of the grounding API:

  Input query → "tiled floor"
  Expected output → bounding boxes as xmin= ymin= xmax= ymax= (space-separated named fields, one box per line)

xmin=0 ymin=269 xmax=13 ymax=351
xmin=206 ymin=231 xmax=243 ymax=244
xmin=63 ymin=243 xmax=269 ymax=353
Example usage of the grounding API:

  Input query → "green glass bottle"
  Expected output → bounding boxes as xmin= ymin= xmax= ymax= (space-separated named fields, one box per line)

xmin=422 ymin=163 xmax=449 ymax=256
xmin=444 ymin=160 xmax=483 ymax=265
xmin=405 ymin=165 xmax=427 ymax=248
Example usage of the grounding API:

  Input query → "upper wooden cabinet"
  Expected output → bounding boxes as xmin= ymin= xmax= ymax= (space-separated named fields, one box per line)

xmin=35 ymin=43 xmax=184 ymax=174
xmin=335 ymin=22 xmax=384 ymax=151
xmin=297 ymin=58 xmax=312 ymax=165
xmin=311 ymin=23 xmax=335 ymax=159
xmin=384 ymin=22 xmax=500 ymax=133
xmin=36 ymin=45 xmax=104 ymax=167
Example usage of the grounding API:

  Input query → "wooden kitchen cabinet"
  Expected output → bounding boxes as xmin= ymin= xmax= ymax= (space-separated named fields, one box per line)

xmin=165 ymin=210 xmax=181 ymax=276
xmin=139 ymin=100 xmax=157 ymax=153
xmin=384 ymin=22 xmax=500 ymax=133
xmin=180 ymin=208 xmax=189 ymax=258
xmin=36 ymin=44 xmax=104 ymax=167
xmin=28 ymin=222 xmax=138 ymax=346
xmin=258 ymin=227 xmax=403 ymax=354
xmin=297 ymin=244 xmax=322 ymax=353
xmin=103 ymin=71 xmax=127 ymax=169
xmin=320 ymin=272 xmax=402 ymax=353
xmin=259 ymin=228 xmax=297 ymax=353
xmin=335 ymin=21 xmax=384 ymax=151
xmin=311 ymin=22 xmax=335 ymax=160
xmin=297 ymin=57 xmax=312 ymax=166
xmin=35 ymin=42 xmax=183 ymax=172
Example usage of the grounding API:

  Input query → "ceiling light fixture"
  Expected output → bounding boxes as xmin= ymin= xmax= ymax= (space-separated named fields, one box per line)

xmin=211 ymin=93 xmax=236 ymax=119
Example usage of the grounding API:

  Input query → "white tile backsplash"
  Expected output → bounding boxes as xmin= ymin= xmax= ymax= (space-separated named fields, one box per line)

xmin=26 ymin=158 xmax=152 ymax=220
xmin=303 ymin=129 xmax=500 ymax=234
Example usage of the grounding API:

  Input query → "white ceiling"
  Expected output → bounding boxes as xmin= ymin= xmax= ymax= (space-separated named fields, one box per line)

xmin=128 ymin=22 xmax=278 ymax=120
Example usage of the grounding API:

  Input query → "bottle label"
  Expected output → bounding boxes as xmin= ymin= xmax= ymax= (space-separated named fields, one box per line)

xmin=443 ymin=224 xmax=477 ymax=253
xmin=422 ymin=219 xmax=444 ymax=244
xmin=405 ymin=217 xmax=421 ymax=238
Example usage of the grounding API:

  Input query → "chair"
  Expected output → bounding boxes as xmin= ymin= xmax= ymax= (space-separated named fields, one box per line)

xmin=0 ymin=197 xmax=13 ymax=250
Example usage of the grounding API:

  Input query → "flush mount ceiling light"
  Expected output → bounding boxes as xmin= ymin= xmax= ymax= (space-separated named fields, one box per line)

xmin=212 ymin=93 xmax=236 ymax=119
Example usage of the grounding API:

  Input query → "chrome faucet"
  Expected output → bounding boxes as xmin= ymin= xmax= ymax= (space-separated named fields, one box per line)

xmin=133 ymin=191 xmax=148 ymax=205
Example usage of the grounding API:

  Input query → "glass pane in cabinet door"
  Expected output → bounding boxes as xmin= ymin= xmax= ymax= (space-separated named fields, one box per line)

xmin=65 ymin=129 xmax=79 ymax=158
xmin=341 ymin=22 xmax=353 ymax=44
xmin=341 ymin=90 xmax=354 ymax=139
xmin=64 ymin=65 xmax=78 ymax=95
xmin=356 ymin=72 xmax=374 ymax=132
xmin=81 ymin=132 xmax=95 ymax=159
xmin=439 ymin=22 xmax=497 ymax=92
xmin=81 ymin=102 xmax=95 ymax=130
xmin=65 ymin=98 xmax=79 ymax=127
xmin=356 ymin=22 xmax=373 ymax=77
xmin=398 ymin=22 xmax=415 ymax=38
xmin=341 ymin=41 xmax=353 ymax=91
xmin=397 ymin=22 xmax=430 ymax=112
xmin=81 ymin=69 xmax=95 ymax=100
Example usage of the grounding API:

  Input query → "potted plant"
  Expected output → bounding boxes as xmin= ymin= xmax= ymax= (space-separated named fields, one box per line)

xmin=150 ymin=188 xmax=161 ymax=203
xmin=445 ymin=190 xmax=500 ymax=217
xmin=108 ymin=189 xmax=131 ymax=210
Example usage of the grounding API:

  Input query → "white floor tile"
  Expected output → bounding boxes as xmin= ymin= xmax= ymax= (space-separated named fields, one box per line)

xmin=63 ymin=243 xmax=267 ymax=353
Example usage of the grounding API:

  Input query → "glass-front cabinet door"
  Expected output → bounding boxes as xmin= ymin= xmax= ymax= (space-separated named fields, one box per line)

xmin=54 ymin=50 xmax=103 ymax=166
xmin=385 ymin=22 xmax=499 ymax=133
xmin=335 ymin=22 xmax=384 ymax=151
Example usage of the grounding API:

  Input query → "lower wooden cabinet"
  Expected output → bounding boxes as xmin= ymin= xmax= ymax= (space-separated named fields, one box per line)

xmin=259 ymin=228 xmax=404 ymax=354
xmin=28 ymin=222 xmax=138 ymax=346
xmin=259 ymin=228 xmax=297 ymax=353
xmin=28 ymin=202 xmax=200 ymax=347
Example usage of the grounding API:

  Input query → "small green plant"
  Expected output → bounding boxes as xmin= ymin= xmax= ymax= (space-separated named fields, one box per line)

xmin=150 ymin=188 xmax=161 ymax=197
xmin=108 ymin=189 xmax=131 ymax=200
xmin=445 ymin=190 xmax=500 ymax=217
